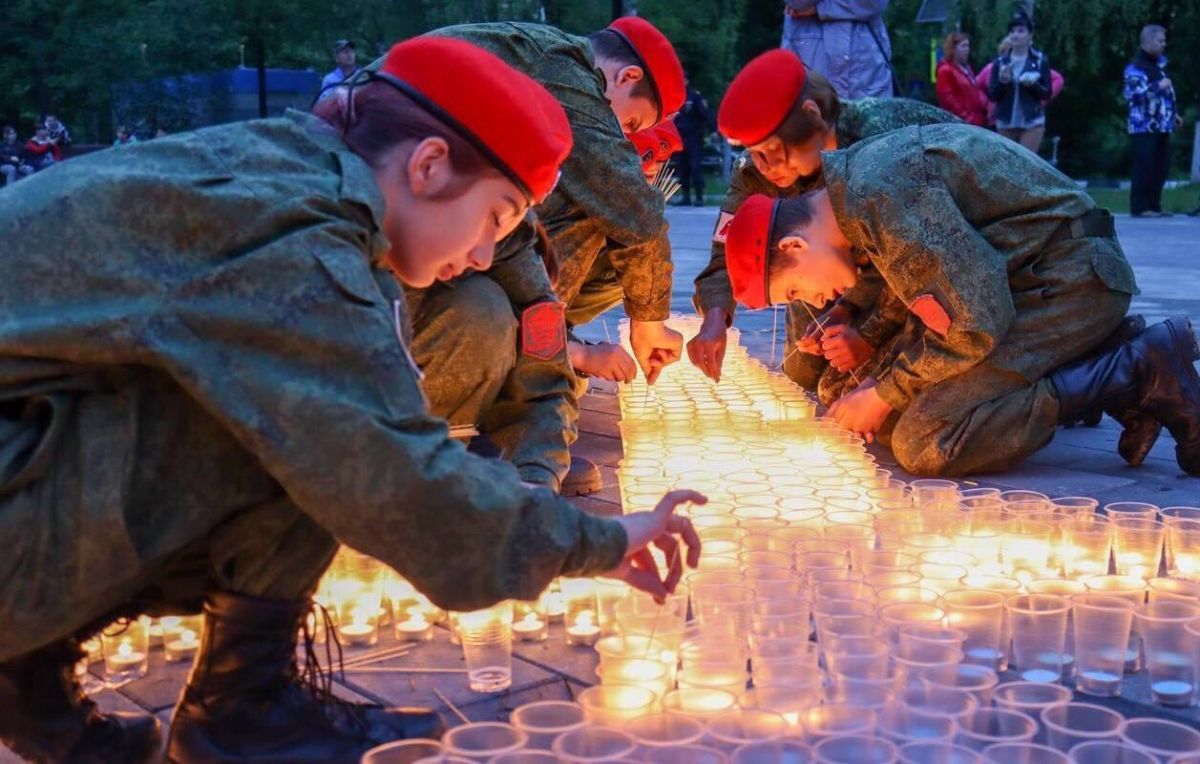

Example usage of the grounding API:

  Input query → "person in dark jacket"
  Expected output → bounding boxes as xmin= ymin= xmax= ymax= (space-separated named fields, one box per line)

xmin=1124 ymin=24 xmax=1182 ymax=218
xmin=0 ymin=126 xmax=34 ymax=186
xmin=674 ymin=79 xmax=713 ymax=205
xmin=987 ymin=11 xmax=1051 ymax=154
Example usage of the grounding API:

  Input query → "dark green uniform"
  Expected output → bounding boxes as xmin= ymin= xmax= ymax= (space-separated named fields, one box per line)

xmin=821 ymin=123 xmax=1139 ymax=475
xmin=363 ymin=22 xmax=674 ymax=483
xmin=0 ymin=112 xmax=627 ymax=661
xmin=693 ymin=98 xmax=955 ymax=395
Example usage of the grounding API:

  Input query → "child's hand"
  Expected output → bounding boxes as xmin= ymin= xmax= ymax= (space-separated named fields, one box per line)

xmin=821 ymin=325 xmax=875 ymax=372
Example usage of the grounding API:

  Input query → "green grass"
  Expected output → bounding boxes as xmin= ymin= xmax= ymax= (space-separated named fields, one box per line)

xmin=1087 ymin=183 xmax=1200 ymax=214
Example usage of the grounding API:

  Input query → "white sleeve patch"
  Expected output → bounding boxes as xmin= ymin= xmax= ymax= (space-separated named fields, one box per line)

xmin=713 ymin=211 xmax=735 ymax=244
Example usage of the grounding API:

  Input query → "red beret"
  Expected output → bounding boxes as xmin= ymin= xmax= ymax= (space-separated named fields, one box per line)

xmin=654 ymin=122 xmax=683 ymax=156
xmin=725 ymin=194 xmax=779 ymax=310
xmin=608 ymin=17 xmax=686 ymax=123
xmin=380 ymin=37 xmax=571 ymax=204
xmin=718 ymin=49 xmax=807 ymax=147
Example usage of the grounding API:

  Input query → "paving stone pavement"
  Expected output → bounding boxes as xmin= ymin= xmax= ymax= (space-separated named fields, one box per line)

xmin=3 ymin=212 xmax=1198 ymax=762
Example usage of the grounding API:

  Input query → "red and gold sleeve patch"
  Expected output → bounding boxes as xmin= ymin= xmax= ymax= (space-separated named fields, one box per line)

xmin=909 ymin=293 xmax=952 ymax=336
xmin=521 ymin=301 xmax=567 ymax=360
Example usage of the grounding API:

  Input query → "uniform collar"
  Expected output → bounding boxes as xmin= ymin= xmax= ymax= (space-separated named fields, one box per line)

xmin=284 ymin=110 xmax=386 ymax=230
xmin=819 ymin=148 xmax=872 ymax=254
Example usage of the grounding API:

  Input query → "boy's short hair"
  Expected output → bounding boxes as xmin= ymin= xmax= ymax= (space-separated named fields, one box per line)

xmin=767 ymin=193 xmax=818 ymax=280
xmin=587 ymin=30 xmax=658 ymax=108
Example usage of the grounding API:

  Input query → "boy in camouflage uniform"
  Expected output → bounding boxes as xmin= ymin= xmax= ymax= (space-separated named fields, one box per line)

xmin=361 ymin=18 xmax=687 ymax=495
xmin=688 ymin=50 xmax=955 ymax=401
xmin=723 ymin=122 xmax=1200 ymax=477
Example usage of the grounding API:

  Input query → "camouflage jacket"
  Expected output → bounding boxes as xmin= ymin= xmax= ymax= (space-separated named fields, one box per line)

xmin=822 ymin=123 xmax=1139 ymax=410
xmin=0 ymin=111 xmax=626 ymax=611
xmin=369 ymin=23 xmax=673 ymax=322
xmin=694 ymin=97 xmax=957 ymax=327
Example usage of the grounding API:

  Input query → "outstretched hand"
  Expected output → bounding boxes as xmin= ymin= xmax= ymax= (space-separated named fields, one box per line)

xmin=608 ymin=490 xmax=705 ymax=602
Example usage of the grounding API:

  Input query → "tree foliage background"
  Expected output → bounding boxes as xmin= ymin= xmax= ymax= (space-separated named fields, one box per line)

xmin=0 ymin=0 xmax=1194 ymax=178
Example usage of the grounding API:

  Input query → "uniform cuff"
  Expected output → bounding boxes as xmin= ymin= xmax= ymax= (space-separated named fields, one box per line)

xmin=874 ymin=373 xmax=911 ymax=412
xmin=696 ymin=290 xmax=736 ymax=323
xmin=519 ymin=464 xmax=560 ymax=491
xmin=623 ymin=298 xmax=670 ymax=323
xmin=561 ymin=513 xmax=628 ymax=578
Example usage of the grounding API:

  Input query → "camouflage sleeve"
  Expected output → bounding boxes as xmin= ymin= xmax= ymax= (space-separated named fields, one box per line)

xmin=855 ymin=284 xmax=906 ymax=349
xmin=859 ymin=181 xmax=1015 ymax=411
xmin=692 ymin=158 xmax=764 ymax=321
xmin=554 ymin=106 xmax=673 ymax=322
xmin=152 ymin=220 xmax=625 ymax=611
xmin=480 ymin=234 xmax=579 ymax=489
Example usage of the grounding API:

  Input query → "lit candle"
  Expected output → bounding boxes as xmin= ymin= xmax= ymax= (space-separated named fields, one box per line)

xmin=106 ymin=639 xmax=147 ymax=672
xmin=338 ymin=606 xmax=377 ymax=645
xmin=164 ymin=628 xmax=200 ymax=662
xmin=566 ymin=610 xmax=600 ymax=646
xmin=543 ymin=590 xmax=565 ymax=621
xmin=513 ymin=611 xmax=547 ymax=641
xmin=394 ymin=613 xmax=433 ymax=642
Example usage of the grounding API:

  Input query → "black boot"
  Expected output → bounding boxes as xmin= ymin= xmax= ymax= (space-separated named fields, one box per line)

xmin=0 ymin=639 xmax=162 ymax=763
xmin=1062 ymin=314 xmax=1163 ymax=466
xmin=167 ymin=592 xmax=442 ymax=764
xmin=1050 ymin=316 xmax=1200 ymax=475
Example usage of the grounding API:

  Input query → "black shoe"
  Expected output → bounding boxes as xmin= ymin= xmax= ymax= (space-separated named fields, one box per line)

xmin=0 ymin=639 xmax=162 ymax=764
xmin=167 ymin=592 xmax=442 ymax=764
xmin=560 ymin=455 xmax=602 ymax=497
xmin=1050 ymin=317 xmax=1200 ymax=475
xmin=1063 ymin=315 xmax=1163 ymax=465
xmin=1187 ymin=207 xmax=1200 ymax=217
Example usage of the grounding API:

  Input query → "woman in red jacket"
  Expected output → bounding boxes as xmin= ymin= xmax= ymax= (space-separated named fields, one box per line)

xmin=936 ymin=32 xmax=988 ymax=126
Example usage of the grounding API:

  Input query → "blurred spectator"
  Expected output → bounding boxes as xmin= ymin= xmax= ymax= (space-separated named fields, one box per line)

xmin=0 ymin=126 xmax=34 ymax=186
xmin=1124 ymin=24 xmax=1181 ymax=218
xmin=987 ymin=11 xmax=1051 ymax=153
xmin=673 ymin=79 xmax=714 ymax=206
xmin=977 ymin=34 xmax=1063 ymax=129
xmin=936 ymin=32 xmax=987 ymax=126
xmin=43 ymin=114 xmax=71 ymax=153
xmin=25 ymin=126 xmax=60 ymax=171
xmin=781 ymin=0 xmax=893 ymax=99
xmin=113 ymin=125 xmax=138 ymax=147
xmin=319 ymin=39 xmax=360 ymax=101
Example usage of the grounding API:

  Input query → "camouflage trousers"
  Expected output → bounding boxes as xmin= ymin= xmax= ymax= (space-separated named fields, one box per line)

xmin=888 ymin=241 xmax=1132 ymax=477
xmin=406 ymin=273 xmax=519 ymax=430
xmin=0 ymin=369 xmax=337 ymax=662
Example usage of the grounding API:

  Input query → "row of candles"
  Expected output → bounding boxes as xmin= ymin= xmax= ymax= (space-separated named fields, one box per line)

xmin=363 ymin=315 xmax=1200 ymax=760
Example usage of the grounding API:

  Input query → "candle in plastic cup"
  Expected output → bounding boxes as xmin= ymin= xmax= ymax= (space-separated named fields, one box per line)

xmin=1064 ymin=741 xmax=1158 ymax=764
xmin=876 ymin=703 xmax=956 ymax=745
xmin=955 ymin=708 xmax=1038 ymax=752
xmin=730 ymin=740 xmax=814 ymax=764
xmin=576 ymin=684 xmax=656 ymax=728
xmin=625 ymin=713 xmax=705 ymax=754
xmin=678 ymin=664 xmax=747 ymax=695
xmin=1147 ymin=577 xmax=1200 ymax=604
xmin=1069 ymin=593 xmax=1134 ymax=696
xmin=442 ymin=722 xmax=526 ymax=760
xmin=1005 ymin=594 xmax=1070 ymax=683
xmin=1119 ymin=719 xmax=1200 ymax=762
xmin=101 ymin=619 xmax=150 ymax=687
xmin=813 ymin=735 xmax=899 ymax=764
xmin=1111 ymin=518 xmax=1166 ymax=581
xmin=979 ymin=743 xmax=1069 ymax=764
xmin=738 ymin=686 xmax=822 ymax=729
xmin=896 ymin=625 xmax=966 ymax=663
xmin=941 ymin=589 xmax=1006 ymax=670
xmin=898 ymin=685 xmax=978 ymax=727
xmin=921 ymin=663 xmax=999 ymax=707
xmin=1060 ymin=516 xmax=1113 ymax=580
xmin=510 ymin=700 xmax=585 ymax=750
xmin=361 ymin=739 xmax=443 ymax=764
xmin=1135 ymin=599 xmax=1200 ymax=705
xmin=706 ymin=709 xmax=789 ymax=752
xmin=1038 ymin=702 xmax=1122 ymax=751
xmin=456 ymin=601 xmax=513 ymax=693
xmin=991 ymin=682 xmax=1071 ymax=716
xmin=1165 ymin=519 xmax=1200 ymax=580
xmin=551 ymin=725 xmax=638 ymax=763
xmin=1104 ymin=501 xmax=1159 ymax=520
xmin=1084 ymin=574 xmax=1148 ymax=672
xmin=801 ymin=704 xmax=876 ymax=743
xmin=898 ymin=741 xmax=983 ymax=764
xmin=823 ymin=678 xmax=896 ymax=711
xmin=598 ymin=658 xmax=671 ymax=697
